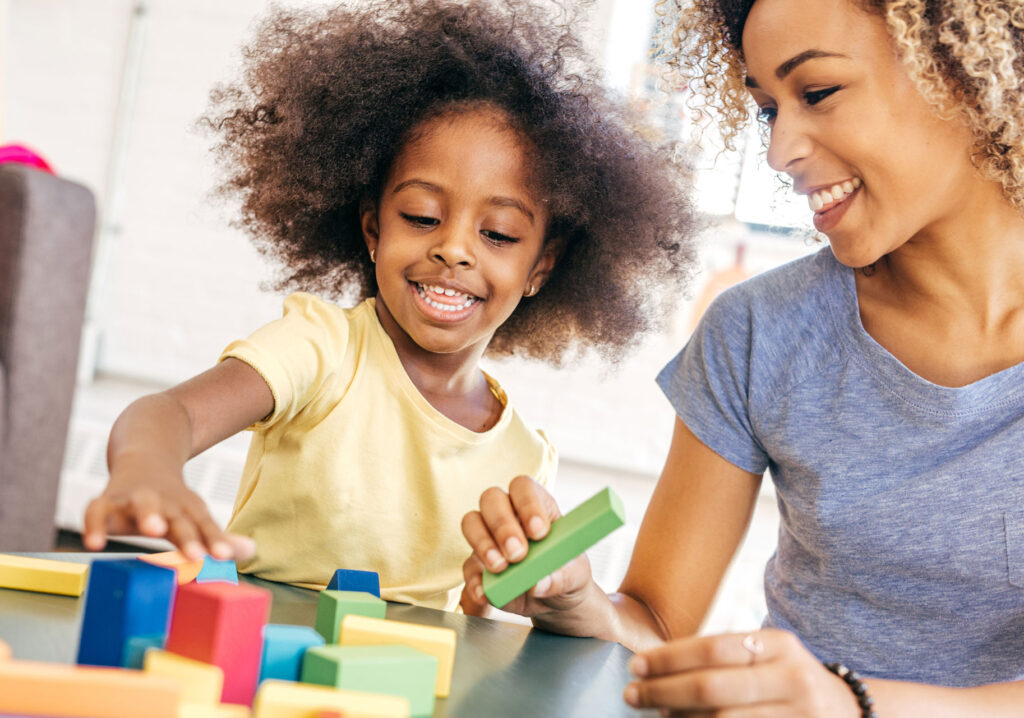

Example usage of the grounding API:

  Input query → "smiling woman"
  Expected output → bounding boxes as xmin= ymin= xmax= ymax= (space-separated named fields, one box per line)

xmin=458 ymin=0 xmax=1024 ymax=716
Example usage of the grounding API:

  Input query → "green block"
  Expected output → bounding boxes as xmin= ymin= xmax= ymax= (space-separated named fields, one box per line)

xmin=301 ymin=644 xmax=438 ymax=717
xmin=482 ymin=486 xmax=626 ymax=607
xmin=314 ymin=590 xmax=386 ymax=643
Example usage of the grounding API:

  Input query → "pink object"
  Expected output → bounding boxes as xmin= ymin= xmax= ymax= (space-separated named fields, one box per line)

xmin=0 ymin=144 xmax=55 ymax=173
xmin=164 ymin=581 xmax=271 ymax=705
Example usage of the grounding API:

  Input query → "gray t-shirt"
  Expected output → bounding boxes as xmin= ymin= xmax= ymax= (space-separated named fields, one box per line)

xmin=657 ymin=247 xmax=1024 ymax=687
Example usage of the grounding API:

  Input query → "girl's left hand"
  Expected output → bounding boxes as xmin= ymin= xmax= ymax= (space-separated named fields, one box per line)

xmin=624 ymin=629 xmax=861 ymax=717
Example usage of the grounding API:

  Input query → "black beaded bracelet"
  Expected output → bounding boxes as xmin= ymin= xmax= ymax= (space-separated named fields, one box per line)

xmin=824 ymin=662 xmax=878 ymax=718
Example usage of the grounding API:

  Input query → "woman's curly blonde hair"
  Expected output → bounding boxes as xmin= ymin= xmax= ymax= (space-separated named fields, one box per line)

xmin=659 ymin=0 xmax=1024 ymax=211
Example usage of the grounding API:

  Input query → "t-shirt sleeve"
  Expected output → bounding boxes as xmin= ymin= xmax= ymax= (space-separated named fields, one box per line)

xmin=656 ymin=289 xmax=770 ymax=475
xmin=219 ymin=292 xmax=350 ymax=430
xmin=533 ymin=429 xmax=558 ymax=489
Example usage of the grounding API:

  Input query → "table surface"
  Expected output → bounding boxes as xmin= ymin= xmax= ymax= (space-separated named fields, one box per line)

xmin=0 ymin=553 xmax=655 ymax=717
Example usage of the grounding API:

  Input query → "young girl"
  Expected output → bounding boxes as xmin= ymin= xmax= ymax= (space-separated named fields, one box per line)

xmin=462 ymin=0 xmax=1024 ymax=712
xmin=81 ymin=0 xmax=697 ymax=612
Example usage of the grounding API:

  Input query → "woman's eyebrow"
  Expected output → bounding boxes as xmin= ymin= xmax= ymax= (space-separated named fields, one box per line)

xmin=745 ymin=49 xmax=850 ymax=88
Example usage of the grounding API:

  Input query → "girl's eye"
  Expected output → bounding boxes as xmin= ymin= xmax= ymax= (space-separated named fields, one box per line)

xmin=756 ymin=106 xmax=777 ymax=125
xmin=804 ymin=85 xmax=841 ymax=106
xmin=481 ymin=229 xmax=518 ymax=244
xmin=401 ymin=213 xmax=439 ymax=227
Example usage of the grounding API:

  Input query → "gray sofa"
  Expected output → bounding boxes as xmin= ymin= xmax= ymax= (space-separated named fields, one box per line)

xmin=0 ymin=164 xmax=96 ymax=550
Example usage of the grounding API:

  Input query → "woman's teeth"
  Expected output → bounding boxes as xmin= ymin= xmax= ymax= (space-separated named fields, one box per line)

xmin=809 ymin=177 xmax=862 ymax=212
xmin=416 ymin=283 xmax=477 ymax=311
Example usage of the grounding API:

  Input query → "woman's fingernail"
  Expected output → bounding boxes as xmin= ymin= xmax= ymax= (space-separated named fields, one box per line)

xmin=630 ymin=656 xmax=649 ymax=677
xmin=474 ymin=584 xmax=485 ymax=602
xmin=505 ymin=537 xmax=525 ymax=560
xmin=528 ymin=516 xmax=545 ymax=538
xmin=623 ymin=683 xmax=639 ymax=706
xmin=485 ymin=549 xmax=506 ymax=570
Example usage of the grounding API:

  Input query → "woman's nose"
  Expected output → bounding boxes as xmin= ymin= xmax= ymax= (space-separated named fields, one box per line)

xmin=765 ymin=110 xmax=813 ymax=175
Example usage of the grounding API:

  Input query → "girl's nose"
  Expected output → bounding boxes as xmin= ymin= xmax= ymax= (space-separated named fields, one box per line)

xmin=431 ymin=224 xmax=475 ymax=267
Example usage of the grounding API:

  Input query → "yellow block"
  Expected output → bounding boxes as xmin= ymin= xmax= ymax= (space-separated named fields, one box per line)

xmin=253 ymin=680 xmax=409 ymax=718
xmin=0 ymin=659 xmax=180 ymax=717
xmin=0 ymin=639 xmax=10 ymax=660
xmin=340 ymin=615 xmax=456 ymax=697
xmin=139 ymin=551 xmax=204 ymax=584
xmin=0 ymin=553 xmax=88 ymax=596
xmin=180 ymin=702 xmax=251 ymax=718
xmin=145 ymin=649 xmax=224 ymax=704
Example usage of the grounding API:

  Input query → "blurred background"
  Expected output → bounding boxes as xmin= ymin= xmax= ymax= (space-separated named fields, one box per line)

xmin=0 ymin=0 xmax=818 ymax=632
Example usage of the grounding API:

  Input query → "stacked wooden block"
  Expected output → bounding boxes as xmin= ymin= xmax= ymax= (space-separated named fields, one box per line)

xmin=0 ymin=556 xmax=451 ymax=718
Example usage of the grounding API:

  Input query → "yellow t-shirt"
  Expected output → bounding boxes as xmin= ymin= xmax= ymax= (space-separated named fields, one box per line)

xmin=220 ymin=293 xmax=556 ymax=610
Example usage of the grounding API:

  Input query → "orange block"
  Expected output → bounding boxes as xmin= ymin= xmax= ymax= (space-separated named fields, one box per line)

xmin=0 ymin=659 xmax=181 ymax=717
xmin=139 ymin=551 xmax=204 ymax=584
xmin=0 ymin=639 xmax=10 ymax=660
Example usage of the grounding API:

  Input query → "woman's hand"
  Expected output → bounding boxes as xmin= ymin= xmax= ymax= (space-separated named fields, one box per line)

xmin=624 ymin=629 xmax=860 ymax=717
xmin=82 ymin=449 xmax=254 ymax=562
xmin=460 ymin=475 xmax=596 ymax=621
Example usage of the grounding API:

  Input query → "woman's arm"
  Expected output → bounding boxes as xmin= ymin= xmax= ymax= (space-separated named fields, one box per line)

xmin=82 ymin=357 xmax=274 ymax=559
xmin=460 ymin=417 xmax=762 ymax=650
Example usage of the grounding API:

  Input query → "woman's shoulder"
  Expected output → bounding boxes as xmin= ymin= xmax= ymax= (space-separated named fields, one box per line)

xmin=695 ymin=246 xmax=851 ymax=393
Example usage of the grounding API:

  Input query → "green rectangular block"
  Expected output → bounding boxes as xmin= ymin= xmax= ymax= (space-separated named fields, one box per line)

xmin=314 ymin=590 xmax=386 ymax=643
xmin=482 ymin=486 xmax=626 ymax=607
xmin=301 ymin=644 xmax=437 ymax=717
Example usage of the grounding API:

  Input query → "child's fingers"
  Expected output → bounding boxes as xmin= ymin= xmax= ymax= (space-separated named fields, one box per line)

xmin=225 ymin=534 xmax=257 ymax=562
xmin=127 ymin=488 xmax=170 ymax=537
xmin=461 ymin=552 xmax=488 ymax=605
xmin=479 ymin=487 xmax=529 ymax=563
xmin=188 ymin=507 xmax=234 ymax=560
xmin=507 ymin=475 xmax=559 ymax=540
xmin=165 ymin=512 xmax=206 ymax=561
xmin=82 ymin=496 xmax=114 ymax=550
xmin=461 ymin=510 xmax=508 ymax=573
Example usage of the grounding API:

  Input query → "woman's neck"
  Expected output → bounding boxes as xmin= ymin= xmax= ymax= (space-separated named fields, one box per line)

xmin=854 ymin=186 xmax=1024 ymax=386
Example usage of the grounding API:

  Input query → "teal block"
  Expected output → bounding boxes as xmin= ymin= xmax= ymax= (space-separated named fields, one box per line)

xmin=121 ymin=634 xmax=165 ymax=669
xmin=482 ymin=487 xmax=626 ymax=607
xmin=314 ymin=590 xmax=386 ymax=643
xmin=301 ymin=644 xmax=437 ymax=717
xmin=195 ymin=556 xmax=238 ymax=584
xmin=260 ymin=624 xmax=325 ymax=683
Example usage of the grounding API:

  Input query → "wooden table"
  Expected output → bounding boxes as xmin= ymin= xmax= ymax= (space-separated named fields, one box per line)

xmin=0 ymin=553 xmax=655 ymax=717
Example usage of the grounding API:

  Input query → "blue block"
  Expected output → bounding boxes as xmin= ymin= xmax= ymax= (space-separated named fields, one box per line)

xmin=76 ymin=559 xmax=177 ymax=667
xmin=260 ymin=624 xmax=325 ymax=683
xmin=326 ymin=569 xmax=380 ymax=597
xmin=121 ymin=633 xmax=165 ymax=669
xmin=195 ymin=556 xmax=238 ymax=584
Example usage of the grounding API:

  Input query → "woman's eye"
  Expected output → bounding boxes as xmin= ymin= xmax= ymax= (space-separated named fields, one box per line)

xmin=481 ymin=229 xmax=518 ymax=244
xmin=804 ymin=85 xmax=841 ymax=106
xmin=401 ymin=213 xmax=439 ymax=227
xmin=756 ymin=106 xmax=777 ymax=125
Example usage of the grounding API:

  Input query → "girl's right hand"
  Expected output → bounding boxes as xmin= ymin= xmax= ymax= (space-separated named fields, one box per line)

xmin=460 ymin=475 xmax=596 ymax=620
xmin=82 ymin=451 xmax=254 ymax=562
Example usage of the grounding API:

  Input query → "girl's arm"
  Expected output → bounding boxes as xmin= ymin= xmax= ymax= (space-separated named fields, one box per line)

xmin=460 ymin=417 xmax=762 ymax=648
xmin=82 ymin=357 xmax=274 ymax=560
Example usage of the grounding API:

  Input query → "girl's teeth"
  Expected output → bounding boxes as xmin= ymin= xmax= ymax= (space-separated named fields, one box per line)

xmin=820 ymin=189 xmax=834 ymax=204
xmin=811 ymin=194 xmax=824 ymax=211
xmin=415 ymin=283 xmax=476 ymax=311
xmin=830 ymin=184 xmax=843 ymax=198
xmin=853 ymin=177 xmax=862 ymax=188
xmin=842 ymin=180 xmax=854 ymax=193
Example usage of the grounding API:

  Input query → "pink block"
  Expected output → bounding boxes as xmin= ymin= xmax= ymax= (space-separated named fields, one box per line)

xmin=164 ymin=581 xmax=271 ymax=705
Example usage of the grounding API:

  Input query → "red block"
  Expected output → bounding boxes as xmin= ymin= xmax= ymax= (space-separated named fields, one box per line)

xmin=164 ymin=581 xmax=271 ymax=705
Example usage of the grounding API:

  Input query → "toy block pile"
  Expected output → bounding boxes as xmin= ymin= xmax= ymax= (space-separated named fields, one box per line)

xmin=0 ymin=555 xmax=450 ymax=718
xmin=0 ymin=486 xmax=626 ymax=718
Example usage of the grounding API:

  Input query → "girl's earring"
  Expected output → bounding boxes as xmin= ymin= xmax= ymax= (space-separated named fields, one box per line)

xmin=370 ymin=249 xmax=376 ymax=263
xmin=526 ymin=284 xmax=537 ymax=297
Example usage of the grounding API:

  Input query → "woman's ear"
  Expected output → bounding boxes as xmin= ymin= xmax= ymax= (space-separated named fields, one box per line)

xmin=360 ymin=198 xmax=380 ymax=258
